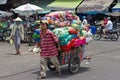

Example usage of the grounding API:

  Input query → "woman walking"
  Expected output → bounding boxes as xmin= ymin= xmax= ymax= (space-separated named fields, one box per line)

xmin=10 ymin=17 xmax=24 ymax=55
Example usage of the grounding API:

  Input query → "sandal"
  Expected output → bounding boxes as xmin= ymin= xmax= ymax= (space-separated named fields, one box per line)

xmin=14 ymin=53 xmax=21 ymax=55
xmin=57 ymin=72 xmax=61 ymax=76
xmin=37 ymin=75 xmax=47 ymax=79
xmin=83 ymin=56 xmax=91 ymax=60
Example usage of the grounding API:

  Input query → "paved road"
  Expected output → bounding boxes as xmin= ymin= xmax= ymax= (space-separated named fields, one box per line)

xmin=0 ymin=38 xmax=120 ymax=80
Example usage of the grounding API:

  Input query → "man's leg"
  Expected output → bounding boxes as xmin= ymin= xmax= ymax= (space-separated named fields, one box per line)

xmin=50 ymin=56 xmax=61 ymax=75
xmin=103 ymin=29 xmax=107 ymax=37
xmin=39 ymin=57 xmax=48 ymax=78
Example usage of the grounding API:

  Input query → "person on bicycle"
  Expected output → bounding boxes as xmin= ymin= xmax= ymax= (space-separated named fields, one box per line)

xmin=103 ymin=17 xmax=113 ymax=37
xmin=37 ymin=20 xmax=61 ymax=79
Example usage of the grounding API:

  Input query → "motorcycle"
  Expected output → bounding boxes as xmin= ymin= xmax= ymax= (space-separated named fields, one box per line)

xmin=93 ymin=24 xmax=119 ymax=41
xmin=0 ymin=28 xmax=11 ymax=41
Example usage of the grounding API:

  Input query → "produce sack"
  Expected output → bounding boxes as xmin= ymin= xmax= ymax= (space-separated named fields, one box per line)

xmin=60 ymin=42 xmax=71 ymax=51
xmin=80 ymin=38 xmax=86 ymax=45
xmin=34 ymin=38 xmax=40 ymax=42
xmin=32 ymin=33 xmax=40 ymax=38
xmin=61 ymin=38 xmax=79 ymax=51
xmin=71 ymin=23 xmax=79 ymax=31
xmin=53 ymin=27 xmax=68 ymax=35
xmin=68 ymin=27 xmax=78 ymax=34
xmin=59 ymin=22 xmax=66 ymax=27
xmin=34 ymin=29 xmax=40 ymax=34
xmin=71 ymin=34 xmax=77 ymax=38
xmin=82 ymin=30 xmax=87 ymax=36
xmin=59 ymin=34 xmax=73 ymax=45
xmin=74 ymin=38 xmax=86 ymax=47
xmin=79 ymin=36 xmax=85 ymax=40
xmin=58 ymin=32 xmax=69 ymax=40
xmin=69 ymin=38 xmax=77 ymax=48
xmin=71 ymin=20 xmax=77 ymax=24
xmin=74 ymin=39 xmax=83 ymax=47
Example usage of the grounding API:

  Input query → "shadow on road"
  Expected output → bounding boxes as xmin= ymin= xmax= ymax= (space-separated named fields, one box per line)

xmin=32 ymin=66 xmax=90 ymax=79
xmin=0 ymin=66 xmax=90 ymax=79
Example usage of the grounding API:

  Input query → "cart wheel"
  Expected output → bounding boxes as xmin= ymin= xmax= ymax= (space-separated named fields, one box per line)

xmin=68 ymin=54 xmax=80 ymax=74
xmin=47 ymin=61 xmax=56 ymax=71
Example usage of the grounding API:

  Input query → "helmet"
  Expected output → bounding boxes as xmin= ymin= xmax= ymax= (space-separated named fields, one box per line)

xmin=82 ymin=16 xmax=86 ymax=19
xmin=107 ymin=17 xmax=111 ymax=20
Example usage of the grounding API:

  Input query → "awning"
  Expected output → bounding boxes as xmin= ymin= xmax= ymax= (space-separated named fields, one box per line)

xmin=0 ymin=0 xmax=7 ymax=5
xmin=106 ymin=12 xmax=120 ymax=16
xmin=0 ymin=10 xmax=13 ymax=17
xmin=112 ymin=3 xmax=120 ymax=12
xmin=77 ymin=0 xmax=114 ymax=13
xmin=47 ymin=0 xmax=83 ymax=11
xmin=30 ymin=0 xmax=54 ymax=14
xmin=84 ymin=10 xmax=105 ymax=15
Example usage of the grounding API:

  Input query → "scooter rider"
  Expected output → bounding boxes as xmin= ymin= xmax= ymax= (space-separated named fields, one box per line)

xmin=103 ymin=17 xmax=113 ymax=37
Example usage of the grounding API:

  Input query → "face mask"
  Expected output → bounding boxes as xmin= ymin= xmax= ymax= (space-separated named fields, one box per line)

xmin=15 ymin=21 xmax=22 ymax=25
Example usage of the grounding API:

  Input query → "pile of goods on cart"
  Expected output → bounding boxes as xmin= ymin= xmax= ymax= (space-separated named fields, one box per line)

xmin=33 ymin=11 xmax=93 ymax=51
xmin=33 ymin=11 xmax=93 ymax=54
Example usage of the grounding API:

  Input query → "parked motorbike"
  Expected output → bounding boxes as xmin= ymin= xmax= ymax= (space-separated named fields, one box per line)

xmin=26 ymin=23 xmax=39 ymax=46
xmin=93 ymin=24 xmax=119 ymax=41
xmin=0 ymin=28 xmax=11 ymax=41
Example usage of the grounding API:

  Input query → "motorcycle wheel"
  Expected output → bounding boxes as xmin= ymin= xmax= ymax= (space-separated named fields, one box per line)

xmin=118 ymin=31 xmax=120 ymax=36
xmin=93 ymin=33 xmax=101 ymax=40
xmin=110 ymin=33 xmax=119 ymax=41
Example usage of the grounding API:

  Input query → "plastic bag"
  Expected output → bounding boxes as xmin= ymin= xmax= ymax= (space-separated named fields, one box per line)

xmin=33 ymin=47 xmax=40 ymax=53
xmin=86 ymin=37 xmax=92 ymax=43
xmin=10 ymin=39 xmax=13 ymax=45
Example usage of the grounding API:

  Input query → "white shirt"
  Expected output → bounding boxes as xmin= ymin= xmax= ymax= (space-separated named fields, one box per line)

xmin=106 ymin=20 xmax=113 ymax=30
xmin=82 ymin=19 xmax=88 ymax=27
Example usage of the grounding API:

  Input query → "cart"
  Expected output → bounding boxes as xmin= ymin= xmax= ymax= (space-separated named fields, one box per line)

xmin=47 ymin=46 xmax=83 ymax=74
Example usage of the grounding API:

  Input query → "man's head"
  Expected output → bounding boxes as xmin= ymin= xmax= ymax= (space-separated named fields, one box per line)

xmin=107 ymin=17 xmax=111 ymax=20
xmin=40 ymin=20 xmax=48 ymax=30
xmin=104 ymin=17 xmax=107 ymax=20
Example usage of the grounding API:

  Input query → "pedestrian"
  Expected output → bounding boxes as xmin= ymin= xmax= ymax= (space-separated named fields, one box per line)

xmin=81 ymin=16 xmax=88 ymax=27
xmin=10 ymin=17 xmax=24 ymax=55
xmin=37 ymin=20 xmax=61 ymax=79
